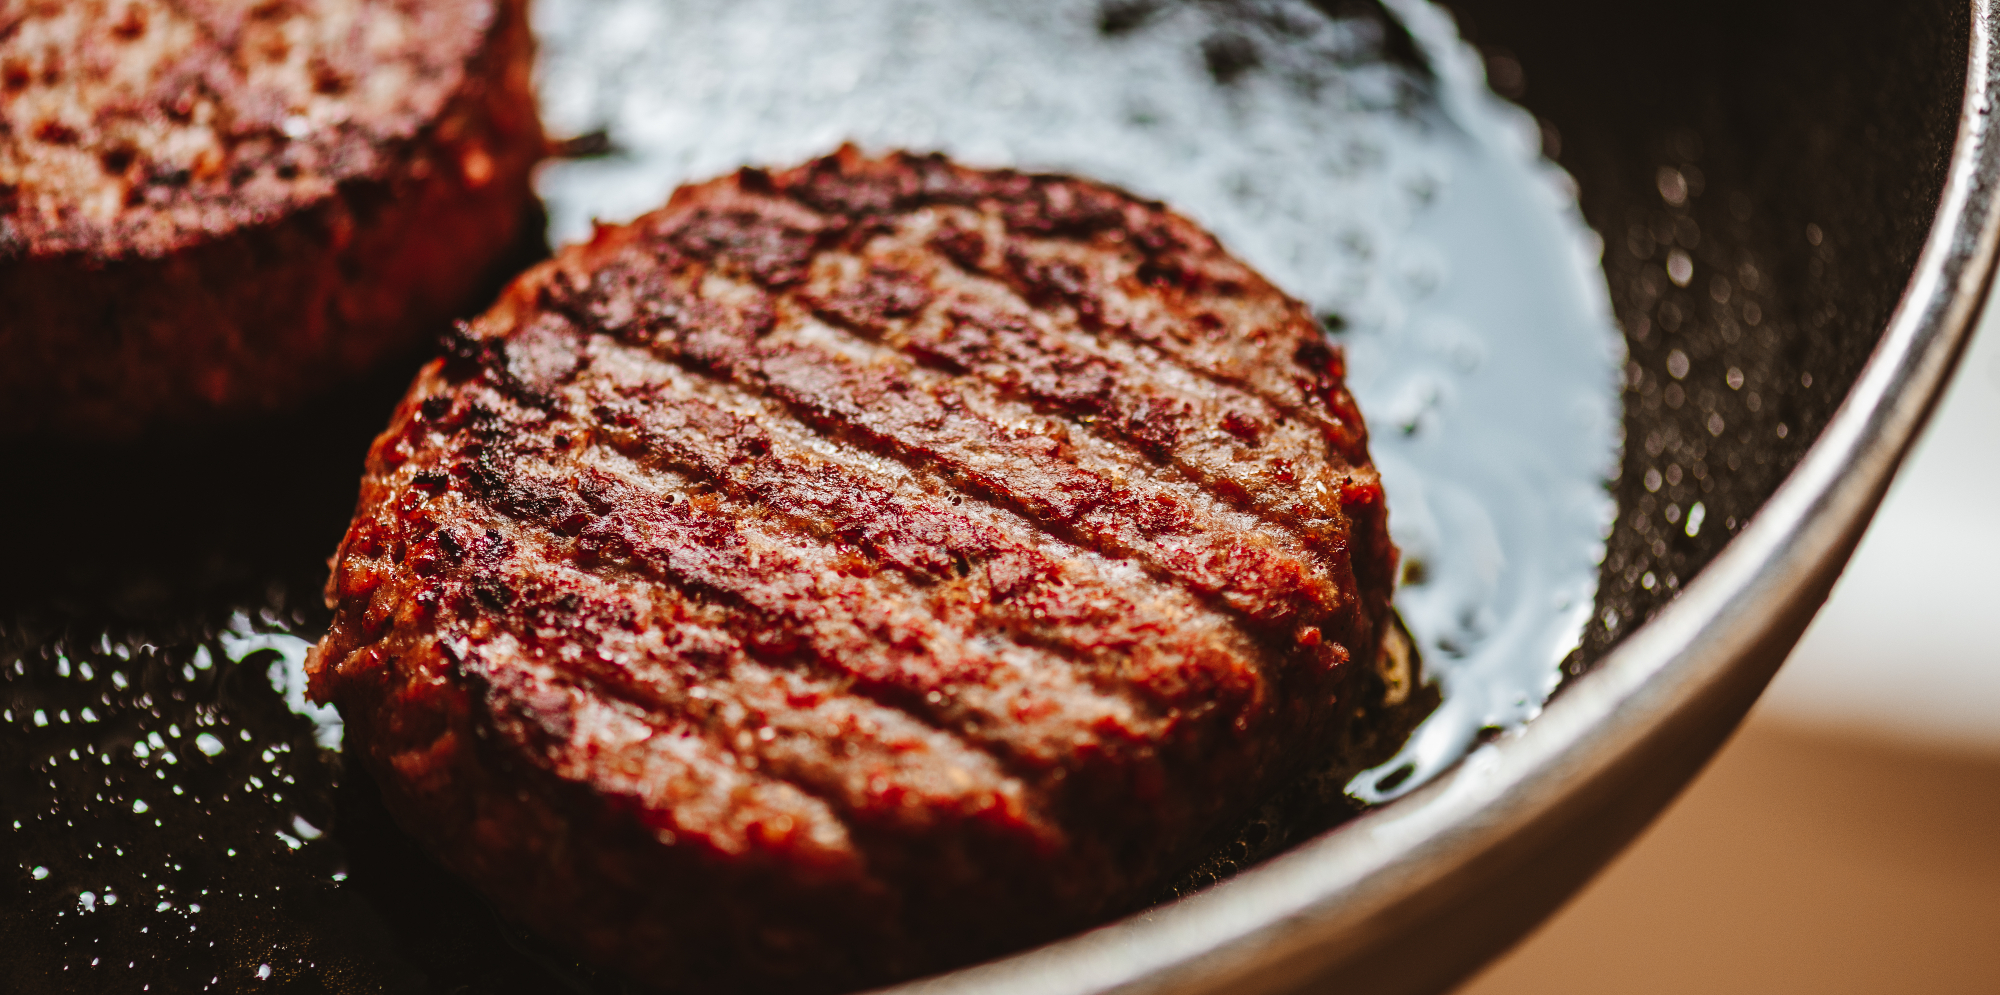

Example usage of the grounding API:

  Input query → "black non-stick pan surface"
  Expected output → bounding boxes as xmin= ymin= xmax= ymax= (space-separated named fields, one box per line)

xmin=0 ymin=0 xmax=1965 ymax=991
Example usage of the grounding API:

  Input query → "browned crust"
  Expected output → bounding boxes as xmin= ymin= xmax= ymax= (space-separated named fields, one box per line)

xmin=0 ymin=0 xmax=543 ymax=437
xmin=310 ymin=148 xmax=1399 ymax=994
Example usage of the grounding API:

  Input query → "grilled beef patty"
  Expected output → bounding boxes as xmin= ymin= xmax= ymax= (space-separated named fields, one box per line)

xmin=0 ymin=0 xmax=542 ymax=438
xmin=309 ymin=147 xmax=1399 ymax=993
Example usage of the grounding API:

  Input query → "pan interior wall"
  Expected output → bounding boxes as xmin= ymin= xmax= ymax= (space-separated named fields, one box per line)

xmin=1443 ymin=0 xmax=1968 ymax=681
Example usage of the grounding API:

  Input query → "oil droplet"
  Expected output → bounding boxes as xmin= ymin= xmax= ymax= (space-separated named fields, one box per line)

xmin=1685 ymin=502 xmax=1706 ymax=538
xmin=1656 ymin=166 xmax=1688 ymax=206
xmin=1666 ymin=249 xmax=1694 ymax=287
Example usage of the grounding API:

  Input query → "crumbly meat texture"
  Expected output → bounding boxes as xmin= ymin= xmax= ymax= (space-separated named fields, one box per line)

xmin=309 ymin=148 xmax=1399 ymax=994
xmin=0 ymin=0 xmax=543 ymax=437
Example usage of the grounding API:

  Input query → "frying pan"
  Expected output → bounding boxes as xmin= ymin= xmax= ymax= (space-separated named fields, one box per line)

xmin=1 ymin=0 xmax=1989 ymax=992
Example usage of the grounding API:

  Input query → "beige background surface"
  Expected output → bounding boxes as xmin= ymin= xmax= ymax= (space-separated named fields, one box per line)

xmin=1459 ymin=721 xmax=2000 ymax=994
xmin=1457 ymin=293 xmax=2000 ymax=993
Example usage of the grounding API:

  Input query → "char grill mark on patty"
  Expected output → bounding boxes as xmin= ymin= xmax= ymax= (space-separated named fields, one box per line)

xmin=438 ymin=393 xmax=1193 ymax=780
xmin=541 ymin=255 xmax=1354 ymax=632
xmin=575 ymin=368 xmax=1273 ymax=714
xmin=436 ymin=321 xmax=1283 ymax=738
xmin=464 ymin=641 xmax=870 ymax=873
xmin=757 ymin=152 xmax=1374 ymax=461
xmin=613 ymin=159 xmax=1381 ymax=605
xmin=312 ymin=149 xmax=1397 ymax=993
xmin=800 ymin=248 xmax=1375 ymax=547
xmin=394 ymin=384 xmax=1272 ymax=905
xmin=438 ymin=555 xmax=1058 ymax=856
xmin=980 ymin=235 xmax=1372 ymax=458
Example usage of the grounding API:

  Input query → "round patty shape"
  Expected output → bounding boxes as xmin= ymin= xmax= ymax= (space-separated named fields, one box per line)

xmin=310 ymin=147 xmax=1399 ymax=994
xmin=0 ymin=0 xmax=542 ymax=437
